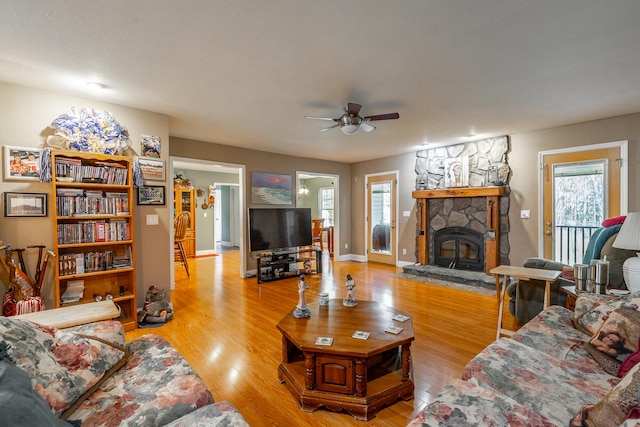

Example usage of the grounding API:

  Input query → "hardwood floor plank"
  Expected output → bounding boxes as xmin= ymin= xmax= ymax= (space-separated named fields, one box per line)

xmin=126 ymin=250 xmax=519 ymax=426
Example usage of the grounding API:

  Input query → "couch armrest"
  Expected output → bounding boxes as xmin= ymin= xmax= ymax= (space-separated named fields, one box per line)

xmin=523 ymin=257 xmax=569 ymax=271
xmin=163 ymin=402 xmax=249 ymax=426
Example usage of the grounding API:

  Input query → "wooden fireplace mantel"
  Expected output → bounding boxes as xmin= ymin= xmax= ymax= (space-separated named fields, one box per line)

xmin=412 ymin=186 xmax=506 ymax=274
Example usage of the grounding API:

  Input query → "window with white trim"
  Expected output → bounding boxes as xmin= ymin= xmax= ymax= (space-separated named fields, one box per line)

xmin=319 ymin=187 xmax=334 ymax=226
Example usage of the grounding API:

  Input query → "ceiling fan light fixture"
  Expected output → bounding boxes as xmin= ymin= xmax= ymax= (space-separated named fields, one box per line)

xmin=341 ymin=124 xmax=360 ymax=135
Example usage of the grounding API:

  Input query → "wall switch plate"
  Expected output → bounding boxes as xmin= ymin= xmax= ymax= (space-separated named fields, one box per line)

xmin=146 ymin=214 xmax=159 ymax=225
xmin=203 ymin=212 xmax=207 ymax=217
xmin=520 ymin=210 xmax=531 ymax=219
xmin=403 ymin=210 xmax=411 ymax=217
xmin=402 ymin=248 xmax=407 ymax=255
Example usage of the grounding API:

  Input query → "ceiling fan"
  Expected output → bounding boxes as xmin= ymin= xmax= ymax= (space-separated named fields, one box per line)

xmin=305 ymin=102 xmax=399 ymax=135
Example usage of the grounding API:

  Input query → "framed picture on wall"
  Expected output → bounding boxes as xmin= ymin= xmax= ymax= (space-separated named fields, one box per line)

xmin=3 ymin=146 xmax=44 ymax=181
xmin=444 ymin=156 xmax=469 ymax=188
xmin=251 ymin=172 xmax=292 ymax=205
xmin=137 ymin=185 xmax=166 ymax=205
xmin=4 ymin=192 xmax=48 ymax=217
xmin=138 ymin=158 xmax=165 ymax=181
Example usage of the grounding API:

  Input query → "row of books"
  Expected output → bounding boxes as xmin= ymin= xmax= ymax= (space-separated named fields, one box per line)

xmin=57 ymin=219 xmax=131 ymax=244
xmin=56 ymin=189 xmax=129 ymax=216
xmin=58 ymin=247 xmax=132 ymax=276
xmin=55 ymin=158 xmax=128 ymax=185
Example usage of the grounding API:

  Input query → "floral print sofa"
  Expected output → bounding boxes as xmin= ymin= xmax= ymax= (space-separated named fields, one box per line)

xmin=408 ymin=292 xmax=640 ymax=427
xmin=0 ymin=317 xmax=249 ymax=426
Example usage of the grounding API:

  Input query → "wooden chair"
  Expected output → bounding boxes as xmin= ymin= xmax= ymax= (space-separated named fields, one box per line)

xmin=312 ymin=218 xmax=324 ymax=250
xmin=174 ymin=212 xmax=191 ymax=277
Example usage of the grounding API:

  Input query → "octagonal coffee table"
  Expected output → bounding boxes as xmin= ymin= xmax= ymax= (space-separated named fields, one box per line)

xmin=276 ymin=299 xmax=414 ymax=420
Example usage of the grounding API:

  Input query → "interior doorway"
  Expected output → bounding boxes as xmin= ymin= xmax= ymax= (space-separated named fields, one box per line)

xmin=366 ymin=171 xmax=398 ymax=265
xmin=214 ymin=184 xmax=240 ymax=249
xmin=296 ymin=171 xmax=339 ymax=258
xmin=170 ymin=157 xmax=246 ymax=287
xmin=539 ymin=141 xmax=628 ymax=262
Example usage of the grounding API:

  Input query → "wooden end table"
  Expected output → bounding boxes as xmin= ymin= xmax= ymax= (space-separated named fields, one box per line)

xmin=276 ymin=299 xmax=414 ymax=420
xmin=491 ymin=265 xmax=560 ymax=340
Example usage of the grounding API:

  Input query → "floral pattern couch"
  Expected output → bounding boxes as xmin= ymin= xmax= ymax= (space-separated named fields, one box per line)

xmin=0 ymin=317 xmax=249 ymax=426
xmin=408 ymin=292 xmax=640 ymax=427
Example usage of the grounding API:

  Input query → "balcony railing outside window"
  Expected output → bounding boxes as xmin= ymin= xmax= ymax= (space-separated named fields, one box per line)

xmin=554 ymin=225 xmax=600 ymax=265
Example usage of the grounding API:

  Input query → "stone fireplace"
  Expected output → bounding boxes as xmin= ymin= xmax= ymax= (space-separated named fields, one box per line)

xmin=406 ymin=136 xmax=512 ymax=285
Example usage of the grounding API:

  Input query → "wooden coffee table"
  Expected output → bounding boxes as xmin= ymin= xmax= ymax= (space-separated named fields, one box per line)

xmin=276 ymin=299 xmax=414 ymax=420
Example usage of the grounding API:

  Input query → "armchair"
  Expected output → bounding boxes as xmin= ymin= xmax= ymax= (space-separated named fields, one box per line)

xmin=507 ymin=222 xmax=635 ymax=324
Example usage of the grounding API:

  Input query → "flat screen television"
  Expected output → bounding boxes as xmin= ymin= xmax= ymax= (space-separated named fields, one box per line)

xmin=249 ymin=208 xmax=312 ymax=252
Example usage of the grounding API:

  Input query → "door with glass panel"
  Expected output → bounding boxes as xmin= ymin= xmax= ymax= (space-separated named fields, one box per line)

xmin=367 ymin=173 xmax=397 ymax=265
xmin=542 ymin=147 xmax=621 ymax=263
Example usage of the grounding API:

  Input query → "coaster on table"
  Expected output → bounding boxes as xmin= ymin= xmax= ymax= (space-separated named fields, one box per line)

xmin=385 ymin=325 xmax=403 ymax=334
xmin=352 ymin=331 xmax=371 ymax=340
xmin=315 ymin=336 xmax=333 ymax=346
xmin=392 ymin=314 xmax=410 ymax=322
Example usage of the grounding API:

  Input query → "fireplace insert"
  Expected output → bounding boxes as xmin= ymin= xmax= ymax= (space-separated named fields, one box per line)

xmin=433 ymin=227 xmax=484 ymax=271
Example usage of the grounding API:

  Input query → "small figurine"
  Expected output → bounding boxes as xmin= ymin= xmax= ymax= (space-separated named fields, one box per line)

xmin=343 ymin=274 xmax=358 ymax=307
xmin=293 ymin=274 xmax=311 ymax=318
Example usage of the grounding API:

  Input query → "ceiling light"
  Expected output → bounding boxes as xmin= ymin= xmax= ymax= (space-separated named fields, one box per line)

xmin=341 ymin=124 xmax=360 ymax=135
xmin=86 ymin=81 xmax=106 ymax=90
xmin=298 ymin=184 xmax=309 ymax=195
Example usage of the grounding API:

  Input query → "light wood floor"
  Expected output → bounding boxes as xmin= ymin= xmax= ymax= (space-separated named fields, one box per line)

xmin=126 ymin=250 xmax=518 ymax=426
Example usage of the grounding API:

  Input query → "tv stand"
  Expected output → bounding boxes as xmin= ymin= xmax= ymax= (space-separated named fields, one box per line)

xmin=257 ymin=246 xmax=322 ymax=284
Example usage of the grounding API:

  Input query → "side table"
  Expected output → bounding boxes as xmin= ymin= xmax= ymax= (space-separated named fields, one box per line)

xmin=491 ymin=265 xmax=560 ymax=340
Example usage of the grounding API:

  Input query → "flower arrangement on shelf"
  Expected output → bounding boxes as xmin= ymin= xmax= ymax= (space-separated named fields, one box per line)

xmin=173 ymin=172 xmax=193 ymax=189
xmin=47 ymin=107 xmax=130 ymax=155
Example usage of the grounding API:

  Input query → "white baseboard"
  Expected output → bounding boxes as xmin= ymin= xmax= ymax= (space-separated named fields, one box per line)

xmin=196 ymin=249 xmax=217 ymax=256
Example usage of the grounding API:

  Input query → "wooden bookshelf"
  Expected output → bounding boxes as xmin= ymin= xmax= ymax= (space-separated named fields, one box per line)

xmin=51 ymin=151 xmax=137 ymax=331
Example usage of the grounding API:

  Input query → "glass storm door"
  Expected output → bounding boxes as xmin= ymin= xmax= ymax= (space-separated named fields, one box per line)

xmin=367 ymin=173 xmax=397 ymax=265
xmin=542 ymin=146 xmax=621 ymax=263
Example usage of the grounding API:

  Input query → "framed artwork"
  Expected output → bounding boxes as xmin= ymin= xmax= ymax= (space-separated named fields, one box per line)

xmin=444 ymin=156 xmax=469 ymax=188
xmin=251 ymin=172 xmax=292 ymax=205
xmin=3 ymin=146 xmax=44 ymax=181
xmin=137 ymin=185 xmax=166 ymax=205
xmin=138 ymin=158 xmax=165 ymax=181
xmin=4 ymin=192 xmax=48 ymax=217
xmin=140 ymin=135 xmax=161 ymax=158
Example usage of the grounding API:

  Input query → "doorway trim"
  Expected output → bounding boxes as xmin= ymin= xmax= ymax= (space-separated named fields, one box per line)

xmin=170 ymin=156 xmax=247 ymax=288
xmin=537 ymin=140 xmax=628 ymax=258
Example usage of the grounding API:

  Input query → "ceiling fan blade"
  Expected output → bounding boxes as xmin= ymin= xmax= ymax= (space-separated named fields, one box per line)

xmin=305 ymin=116 xmax=337 ymax=121
xmin=347 ymin=103 xmax=362 ymax=116
xmin=360 ymin=122 xmax=376 ymax=132
xmin=320 ymin=124 xmax=340 ymax=132
xmin=363 ymin=112 xmax=399 ymax=121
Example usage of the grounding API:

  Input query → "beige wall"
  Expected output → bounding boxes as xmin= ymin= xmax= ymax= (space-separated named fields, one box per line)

xmin=169 ymin=137 xmax=352 ymax=271
xmin=508 ymin=114 xmax=639 ymax=265
xmin=2 ymin=81 xmax=638 ymax=304
xmin=352 ymin=113 xmax=639 ymax=268
xmin=0 ymin=82 xmax=171 ymax=308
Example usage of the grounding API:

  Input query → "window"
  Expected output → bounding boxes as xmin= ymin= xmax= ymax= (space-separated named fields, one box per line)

xmin=319 ymin=187 xmax=334 ymax=226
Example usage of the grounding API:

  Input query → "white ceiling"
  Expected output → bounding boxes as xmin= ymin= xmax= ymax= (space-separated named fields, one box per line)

xmin=1 ymin=1 xmax=639 ymax=164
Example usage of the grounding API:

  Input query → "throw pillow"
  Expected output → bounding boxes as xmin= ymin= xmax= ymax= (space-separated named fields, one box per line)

xmin=583 ymin=308 xmax=640 ymax=376
xmin=571 ymin=359 xmax=640 ymax=426
xmin=602 ymin=215 xmax=627 ymax=227
xmin=0 ymin=341 xmax=80 ymax=427
xmin=0 ymin=318 xmax=127 ymax=416
xmin=576 ymin=291 xmax=640 ymax=336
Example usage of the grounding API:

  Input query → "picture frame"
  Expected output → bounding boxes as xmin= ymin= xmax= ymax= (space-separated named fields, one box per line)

xmin=138 ymin=158 xmax=165 ymax=181
xmin=3 ymin=146 xmax=44 ymax=181
xmin=4 ymin=192 xmax=48 ymax=217
xmin=251 ymin=172 xmax=292 ymax=205
xmin=137 ymin=185 xmax=166 ymax=205
xmin=140 ymin=135 xmax=161 ymax=158
xmin=444 ymin=156 xmax=469 ymax=188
